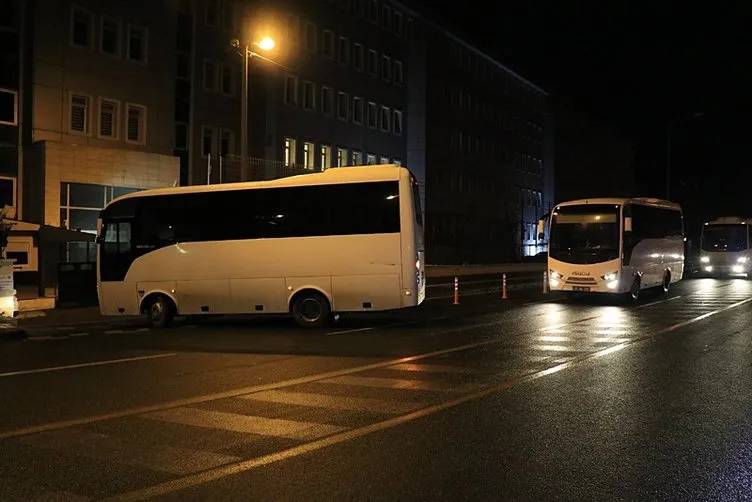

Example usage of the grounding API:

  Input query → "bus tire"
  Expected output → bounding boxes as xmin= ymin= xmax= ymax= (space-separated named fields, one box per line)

xmin=291 ymin=291 xmax=331 ymax=328
xmin=628 ymin=276 xmax=641 ymax=303
xmin=145 ymin=294 xmax=175 ymax=329
xmin=662 ymin=271 xmax=671 ymax=293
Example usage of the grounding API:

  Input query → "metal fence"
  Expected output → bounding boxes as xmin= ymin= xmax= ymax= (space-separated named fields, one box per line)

xmin=206 ymin=155 xmax=319 ymax=184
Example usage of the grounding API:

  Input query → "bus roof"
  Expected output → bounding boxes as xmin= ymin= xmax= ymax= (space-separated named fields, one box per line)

xmin=705 ymin=216 xmax=752 ymax=225
xmin=555 ymin=197 xmax=682 ymax=211
xmin=106 ymin=165 xmax=407 ymax=207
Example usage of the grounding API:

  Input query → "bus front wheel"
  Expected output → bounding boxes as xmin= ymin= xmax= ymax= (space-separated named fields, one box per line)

xmin=145 ymin=294 xmax=175 ymax=329
xmin=628 ymin=277 xmax=641 ymax=303
xmin=291 ymin=291 xmax=331 ymax=328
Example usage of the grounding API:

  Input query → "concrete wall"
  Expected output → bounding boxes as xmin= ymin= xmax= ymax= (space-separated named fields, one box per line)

xmin=37 ymin=141 xmax=179 ymax=227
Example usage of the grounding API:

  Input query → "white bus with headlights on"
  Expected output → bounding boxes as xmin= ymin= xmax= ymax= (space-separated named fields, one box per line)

xmin=546 ymin=198 xmax=684 ymax=301
xmin=97 ymin=165 xmax=425 ymax=328
xmin=699 ymin=217 xmax=752 ymax=277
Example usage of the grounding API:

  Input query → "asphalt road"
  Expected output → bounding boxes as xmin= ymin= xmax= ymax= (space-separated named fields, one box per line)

xmin=1 ymin=278 xmax=751 ymax=500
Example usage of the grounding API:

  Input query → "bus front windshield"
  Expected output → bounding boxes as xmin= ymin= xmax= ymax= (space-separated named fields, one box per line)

xmin=702 ymin=224 xmax=748 ymax=252
xmin=550 ymin=204 xmax=621 ymax=264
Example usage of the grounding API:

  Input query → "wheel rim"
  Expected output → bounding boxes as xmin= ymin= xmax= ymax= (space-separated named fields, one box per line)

xmin=150 ymin=301 xmax=164 ymax=321
xmin=300 ymin=298 xmax=322 ymax=322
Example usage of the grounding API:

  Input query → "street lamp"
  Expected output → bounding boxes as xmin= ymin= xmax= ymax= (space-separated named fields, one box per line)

xmin=666 ymin=112 xmax=703 ymax=200
xmin=231 ymin=36 xmax=277 ymax=181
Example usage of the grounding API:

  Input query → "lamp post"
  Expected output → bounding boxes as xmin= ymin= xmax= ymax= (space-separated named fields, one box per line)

xmin=666 ymin=112 xmax=703 ymax=200
xmin=232 ymin=36 xmax=276 ymax=182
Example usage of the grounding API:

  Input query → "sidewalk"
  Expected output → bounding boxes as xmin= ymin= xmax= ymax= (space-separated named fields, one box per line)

xmin=426 ymin=262 xmax=545 ymax=279
xmin=13 ymin=306 xmax=143 ymax=337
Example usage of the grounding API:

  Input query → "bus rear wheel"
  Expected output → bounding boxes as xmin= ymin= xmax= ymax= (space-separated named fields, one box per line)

xmin=145 ymin=294 xmax=175 ymax=329
xmin=291 ymin=292 xmax=331 ymax=328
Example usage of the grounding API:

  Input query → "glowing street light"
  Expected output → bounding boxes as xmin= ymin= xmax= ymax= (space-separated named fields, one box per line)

xmin=231 ymin=35 xmax=279 ymax=181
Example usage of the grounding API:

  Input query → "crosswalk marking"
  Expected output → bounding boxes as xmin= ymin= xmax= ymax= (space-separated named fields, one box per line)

xmin=18 ymin=429 xmax=239 ymax=475
xmin=385 ymin=363 xmax=482 ymax=374
xmin=241 ymin=390 xmax=421 ymax=414
xmin=320 ymin=375 xmax=459 ymax=391
xmin=143 ymin=407 xmax=346 ymax=441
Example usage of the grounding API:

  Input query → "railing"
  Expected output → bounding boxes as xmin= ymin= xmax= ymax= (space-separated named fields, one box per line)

xmin=207 ymin=155 xmax=321 ymax=184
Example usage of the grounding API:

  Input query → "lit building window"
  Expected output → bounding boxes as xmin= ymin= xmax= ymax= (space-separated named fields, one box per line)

xmin=366 ymin=152 xmax=377 ymax=165
xmin=352 ymin=150 xmax=363 ymax=165
xmin=337 ymin=147 xmax=348 ymax=167
xmin=284 ymin=137 xmax=297 ymax=167
xmin=380 ymin=155 xmax=389 ymax=164
xmin=320 ymin=145 xmax=332 ymax=169
xmin=303 ymin=141 xmax=315 ymax=170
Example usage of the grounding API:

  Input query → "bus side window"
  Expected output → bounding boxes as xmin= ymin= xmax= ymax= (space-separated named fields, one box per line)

xmin=103 ymin=222 xmax=131 ymax=254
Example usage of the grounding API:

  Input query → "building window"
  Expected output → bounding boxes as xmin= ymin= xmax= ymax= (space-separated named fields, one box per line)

xmin=305 ymin=22 xmax=317 ymax=52
xmin=336 ymin=147 xmax=348 ymax=167
xmin=284 ymin=75 xmax=298 ymax=105
xmin=322 ymin=29 xmax=334 ymax=58
xmin=394 ymin=60 xmax=404 ymax=85
xmin=0 ymin=89 xmax=18 ymax=126
xmin=220 ymin=129 xmax=234 ymax=156
xmin=175 ymin=122 xmax=188 ymax=150
xmin=381 ymin=4 xmax=392 ymax=30
xmin=320 ymin=144 xmax=332 ymax=169
xmin=380 ymin=155 xmax=389 ymax=164
xmin=368 ymin=0 xmax=378 ymax=23
xmin=366 ymin=152 xmax=377 ymax=165
xmin=284 ymin=137 xmax=297 ymax=167
xmin=394 ymin=10 xmax=404 ymax=37
xmin=220 ymin=64 xmax=234 ymax=95
xmin=303 ymin=141 xmax=315 ymax=170
xmin=205 ymin=0 xmax=219 ymax=26
xmin=367 ymin=49 xmax=378 ymax=75
xmin=352 ymin=96 xmax=364 ymax=125
xmin=100 ymin=17 xmax=121 ymax=56
xmin=380 ymin=106 xmax=391 ymax=132
xmin=98 ymin=98 xmax=119 ymax=139
xmin=0 ymin=177 xmax=16 ymax=217
xmin=321 ymin=86 xmax=334 ymax=115
xmin=338 ymin=36 xmax=350 ymax=65
xmin=126 ymin=103 xmax=146 ymax=145
xmin=367 ymin=101 xmax=378 ymax=129
xmin=127 ymin=25 xmax=148 ymax=63
xmin=393 ymin=109 xmax=403 ymax=136
xmin=201 ymin=126 xmax=216 ymax=157
xmin=303 ymin=81 xmax=316 ymax=111
xmin=393 ymin=158 xmax=402 ymax=166
xmin=60 ymin=182 xmax=141 ymax=234
xmin=203 ymin=60 xmax=217 ymax=91
xmin=69 ymin=93 xmax=89 ymax=134
xmin=337 ymin=92 xmax=349 ymax=121
xmin=381 ymin=55 xmax=391 ymax=81
xmin=70 ymin=6 xmax=92 ymax=48
xmin=353 ymin=43 xmax=364 ymax=71
xmin=352 ymin=150 xmax=363 ymax=165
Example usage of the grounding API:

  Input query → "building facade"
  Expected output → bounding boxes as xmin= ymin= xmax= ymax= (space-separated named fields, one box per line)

xmin=408 ymin=20 xmax=554 ymax=263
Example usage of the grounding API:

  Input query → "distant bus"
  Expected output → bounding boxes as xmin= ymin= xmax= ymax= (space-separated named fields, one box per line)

xmin=546 ymin=198 xmax=684 ymax=300
xmin=700 ymin=217 xmax=752 ymax=277
xmin=97 ymin=166 xmax=425 ymax=327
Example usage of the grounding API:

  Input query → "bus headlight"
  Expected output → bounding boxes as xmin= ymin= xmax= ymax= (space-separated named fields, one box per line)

xmin=700 ymin=256 xmax=710 ymax=263
xmin=601 ymin=272 xmax=618 ymax=281
xmin=704 ymin=266 xmax=713 ymax=272
xmin=738 ymin=257 xmax=748 ymax=264
xmin=607 ymin=280 xmax=619 ymax=290
xmin=733 ymin=265 xmax=745 ymax=274
xmin=549 ymin=270 xmax=562 ymax=280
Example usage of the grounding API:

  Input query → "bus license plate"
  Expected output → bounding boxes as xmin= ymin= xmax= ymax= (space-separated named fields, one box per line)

xmin=573 ymin=286 xmax=590 ymax=292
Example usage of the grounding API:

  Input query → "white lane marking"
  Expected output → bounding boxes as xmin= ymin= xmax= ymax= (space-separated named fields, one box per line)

xmin=240 ymin=389 xmax=420 ymax=414
xmin=321 ymin=374 xmax=457 ymax=392
xmin=637 ymin=295 xmax=683 ymax=308
xmin=69 ymin=332 xmax=91 ymax=338
xmin=19 ymin=428 xmax=239 ymax=476
xmin=143 ymin=407 xmax=345 ymax=441
xmin=0 ymin=353 xmax=176 ymax=378
xmin=324 ymin=326 xmax=375 ymax=336
xmin=104 ymin=329 xmax=126 ymax=335
xmin=385 ymin=363 xmax=482 ymax=374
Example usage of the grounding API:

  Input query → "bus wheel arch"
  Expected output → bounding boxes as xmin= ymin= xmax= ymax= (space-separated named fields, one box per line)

xmin=289 ymin=288 xmax=332 ymax=328
xmin=140 ymin=292 xmax=177 ymax=328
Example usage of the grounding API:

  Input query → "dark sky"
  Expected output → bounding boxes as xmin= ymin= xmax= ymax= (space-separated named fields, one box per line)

xmin=405 ymin=0 xmax=752 ymax=223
